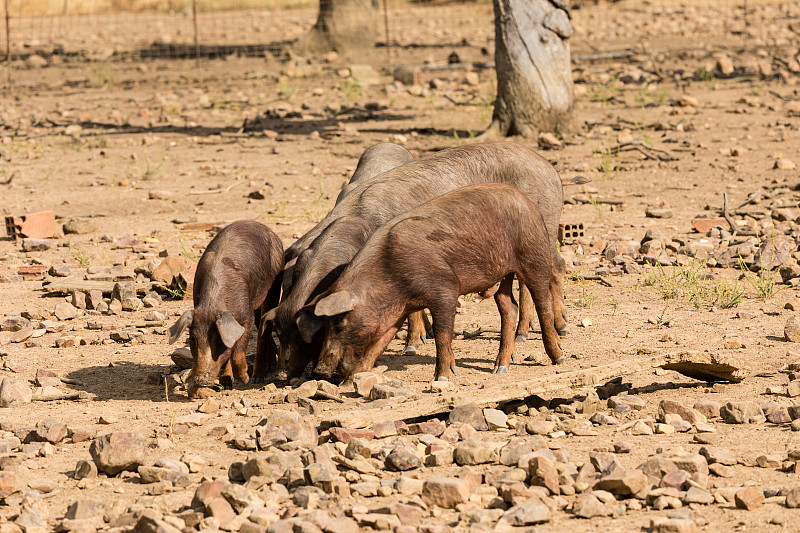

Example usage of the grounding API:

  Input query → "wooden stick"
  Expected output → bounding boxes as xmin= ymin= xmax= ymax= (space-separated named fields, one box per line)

xmin=573 ymin=275 xmax=613 ymax=287
xmin=188 ymin=181 xmax=243 ymax=195
xmin=321 ymin=352 xmax=748 ymax=428
xmin=32 ymin=390 xmax=89 ymax=402
xmin=723 ymin=192 xmax=739 ymax=237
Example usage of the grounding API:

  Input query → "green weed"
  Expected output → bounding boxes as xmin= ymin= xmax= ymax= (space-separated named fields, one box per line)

xmin=68 ymin=243 xmax=93 ymax=267
xmin=337 ymin=79 xmax=363 ymax=102
xmin=693 ymin=67 xmax=716 ymax=89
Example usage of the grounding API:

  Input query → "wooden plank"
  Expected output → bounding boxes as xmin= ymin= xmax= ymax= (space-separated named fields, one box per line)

xmin=322 ymin=352 xmax=750 ymax=429
xmin=42 ymin=277 xmax=158 ymax=295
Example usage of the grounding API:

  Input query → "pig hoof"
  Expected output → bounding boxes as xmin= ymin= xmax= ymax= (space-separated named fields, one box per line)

xmin=219 ymin=377 xmax=234 ymax=390
xmin=436 ymin=376 xmax=449 ymax=382
xmin=403 ymin=345 xmax=417 ymax=355
xmin=493 ymin=365 xmax=508 ymax=374
xmin=250 ymin=375 xmax=264 ymax=384
xmin=557 ymin=326 xmax=568 ymax=337
xmin=515 ymin=334 xmax=526 ymax=343
xmin=552 ymin=356 xmax=566 ymax=365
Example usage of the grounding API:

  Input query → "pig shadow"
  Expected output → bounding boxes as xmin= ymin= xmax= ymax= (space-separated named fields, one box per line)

xmin=65 ymin=362 xmax=193 ymax=403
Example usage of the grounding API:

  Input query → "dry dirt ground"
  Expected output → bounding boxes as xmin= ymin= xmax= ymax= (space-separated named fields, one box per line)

xmin=1 ymin=1 xmax=800 ymax=532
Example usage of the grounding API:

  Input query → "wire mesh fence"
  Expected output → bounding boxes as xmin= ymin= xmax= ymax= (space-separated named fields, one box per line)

xmin=0 ymin=0 xmax=798 ymax=91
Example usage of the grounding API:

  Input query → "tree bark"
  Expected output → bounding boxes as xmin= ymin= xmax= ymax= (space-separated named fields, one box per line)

xmin=483 ymin=0 xmax=576 ymax=139
xmin=294 ymin=0 xmax=378 ymax=56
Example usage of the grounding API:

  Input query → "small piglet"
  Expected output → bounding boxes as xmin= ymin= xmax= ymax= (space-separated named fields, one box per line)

xmin=169 ymin=220 xmax=283 ymax=398
xmin=299 ymin=183 xmax=564 ymax=383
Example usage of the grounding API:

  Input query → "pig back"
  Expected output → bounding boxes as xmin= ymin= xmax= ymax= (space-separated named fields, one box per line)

xmin=288 ymin=142 xmax=562 ymax=260
xmin=194 ymin=220 xmax=284 ymax=309
xmin=335 ymin=143 xmax=414 ymax=204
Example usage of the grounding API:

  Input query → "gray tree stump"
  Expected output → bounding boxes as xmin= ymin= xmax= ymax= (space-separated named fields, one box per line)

xmin=483 ymin=0 xmax=576 ymax=139
xmin=294 ymin=0 xmax=378 ymax=55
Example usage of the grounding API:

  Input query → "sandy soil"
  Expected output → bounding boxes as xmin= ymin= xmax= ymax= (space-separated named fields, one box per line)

xmin=1 ymin=1 xmax=800 ymax=531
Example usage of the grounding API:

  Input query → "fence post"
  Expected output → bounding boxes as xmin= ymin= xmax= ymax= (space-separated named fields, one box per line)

xmin=192 ymin=0 xmax=202 ymax=82
xmin=4 ymin=0 xmax=9 ymax=89
xmin=382 ymin=0 xmax=392 ymax=71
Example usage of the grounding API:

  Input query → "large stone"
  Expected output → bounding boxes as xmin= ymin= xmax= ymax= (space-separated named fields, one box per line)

xmin=698 ymin=447 xmax=737 ymax=466
xmin=650 ymin=517 xmax=697 ymax=533
xmin=1 ymin=316 xmax=30 ymax=332
xmin=572 ymin=493 xmax=607 ymax=518
xmin=720 ymin=402 xmax=765 ymax=424
xmin=528 ymin=456 xmax=559 ymax=495
xmin=693 ymin=400 xmax=721 ymax=419
xmin=501 ymin=497 xmax=551 ymax=525
xmin=421 ymin=477 xmax=471 ymax=508
xmin=658 ymin=400 xmax=706 ymax=426
xmin=134 ymin=515 xmax=183 ymax=533
xmin=352 ymin=372 xmax=385 ymax=397
xmin=786 ymin=315 xmax=800 ymax=342
xmin=453 ymin=438 xmax=496 ymax=465
xmin=448 ymin=403 xmax=488 ymax=430
xmin=222 ymin=484 xmax=262 ymax=513
xmin=482 ymin=408 xmax=508 ymax=429
xmin=593 ymin=468 xmax=648 ymax=496
xmin=151 ymin=255 xmax=193 ymax=285
xmin=65 ymin=499 xmax=107 ymax=520
xmin=734 ymin=487 xmax=764 ymax=510
xmin=36 ymin=418 xmax=68 ymax=443
xmin=192 ymin=480 xmax=228 ymax=509
xmin=786 ymin=486 xmax=800 ymax=508
xmin=0 ymin=472 xmax=24 ymax=498
xmin=89 ymin=432 xmax=147 ymax=475
xmin=666 ymin=452 xmax=709 ymax=476
xmin=385 ymin=447 xmax=422 ymax=471
xmin=54 ymin=302 xmax=79 ymax=321
xmin=0 ymin=378 xmax=32 ymax=407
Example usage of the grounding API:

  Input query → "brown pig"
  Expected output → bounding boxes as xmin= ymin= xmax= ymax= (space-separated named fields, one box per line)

xmin=298 ymin=183 xmax=564 ymax=383
xmin=168 ymin=220 xmax=283 ymax=398
xmin=284 ymin=142 xmax=578 ymax=343
xmin=264 ymin=215 xmax=375 ymax=380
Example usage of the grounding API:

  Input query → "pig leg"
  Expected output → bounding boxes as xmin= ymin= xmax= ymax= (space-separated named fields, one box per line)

xmin=229 ymin=323 xmax=251 ymax=386
xmin=219 ymin=359 xmax=234 ymax=390
xmin=403 ymin=310 xmax=427 ymax=354
xmin=252 ymin=276 xmax=282 ymax=383
xmin=552 ymin=251 xmax=568 ymax=336
xmin=515 ymin=281 xmax=535 ymax=342
xmin=422 ymin=310 xmax=433 ymax=338
xmin=492 ymin=274 xmax=519 ymax=374
xmin=518 ymin=268 xmax=564 ymax=365
xmin=430 ymin=298 xmax=458 ymax=381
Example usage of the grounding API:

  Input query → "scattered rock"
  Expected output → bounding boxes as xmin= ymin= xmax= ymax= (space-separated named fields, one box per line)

xmin=89 ymin=432 xmax=147 ymax=475
xmin=421 ymin=477 xmax=470 ymax=508
xmin=720 ymin=402 xmax=765 ymax=424
xmin=449 ymin=403 xmax=488 ymax=430
xmin=735 ymin=487 xmax=764 ymax=510
xmin=0 ymin=378 xmax=32 ymax=407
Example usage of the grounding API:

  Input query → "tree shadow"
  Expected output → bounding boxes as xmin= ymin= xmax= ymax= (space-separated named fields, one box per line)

xmin=65 ymin=361 xmax=194 ymax=403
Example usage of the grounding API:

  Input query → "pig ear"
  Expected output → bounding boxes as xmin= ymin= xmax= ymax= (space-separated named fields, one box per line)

xmin=314 ymin=291 xmax=357 ymax=317
xmin=296 ymin=309 xmax=325 ymax=344
xmin=168 ymin=310 xmax=193 ymax=344
xmin=216 ymin=311 xmax=246 ymax=348
xmin=262 ymin=307 xmax=278 ymax=323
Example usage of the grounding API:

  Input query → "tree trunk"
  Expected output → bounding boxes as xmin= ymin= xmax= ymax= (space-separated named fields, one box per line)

xmin=483 ymin=0 xmax=576 ymax=139
xmin=294 ymin=0 xmax=378 ymax=56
